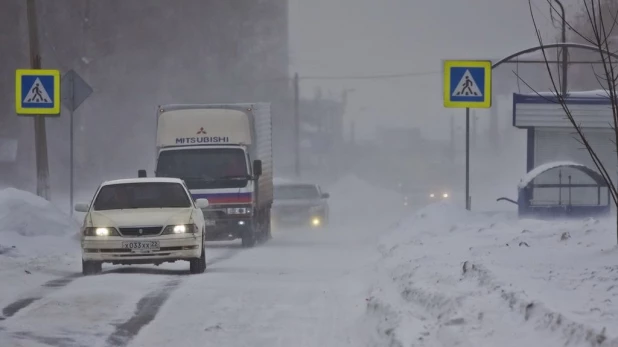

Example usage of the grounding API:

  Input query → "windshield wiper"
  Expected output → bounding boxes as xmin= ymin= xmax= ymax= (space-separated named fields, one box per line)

xmin=177 ymin=175 xmax=216 ymax=182
xmin=218 ymin=175 xmax=251 ymax=180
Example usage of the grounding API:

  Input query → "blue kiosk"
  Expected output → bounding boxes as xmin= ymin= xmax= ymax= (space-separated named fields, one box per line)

xmin=499 ymin=91 xmax=614 ymax=218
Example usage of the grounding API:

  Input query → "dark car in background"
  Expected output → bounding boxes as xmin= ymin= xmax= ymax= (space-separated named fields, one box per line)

xmin=272 ymin=182 xmax=330 ymax=228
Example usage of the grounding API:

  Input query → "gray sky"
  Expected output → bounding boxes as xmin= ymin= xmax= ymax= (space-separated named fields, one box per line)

xmin=288 ymin=0 xmax=580 ymax=140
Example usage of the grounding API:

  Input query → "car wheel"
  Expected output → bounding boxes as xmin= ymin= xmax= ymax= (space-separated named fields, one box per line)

xmin=82 ymin=260 xmax=102 ymax=276
xmin=190 ymin=246 xmax=206 ymax=274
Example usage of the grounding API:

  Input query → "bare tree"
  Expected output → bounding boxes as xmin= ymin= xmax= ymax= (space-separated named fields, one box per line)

xmin=527 ymin=0 xmax=618 ymax=239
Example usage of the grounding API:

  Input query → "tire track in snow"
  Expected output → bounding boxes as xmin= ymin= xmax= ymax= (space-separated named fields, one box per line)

xmin=105 ymin=278 xmax=183 ymax=347
xmin=103 ymin=247 xmax=244 ymax=346
xmin=0 ymin=245 xmax=242 ymax=323
xmin=0 ymin=273 xmax=81 ymax=321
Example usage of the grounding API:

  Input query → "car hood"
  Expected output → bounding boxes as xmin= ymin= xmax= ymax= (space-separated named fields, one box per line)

xmin=87 ymin=208 xmax=195 ymax=228
xmin=273 ymin=199 xmax=322 ymax=208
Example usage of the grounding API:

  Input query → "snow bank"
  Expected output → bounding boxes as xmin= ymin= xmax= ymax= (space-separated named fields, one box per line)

xmin=0 ymin=188 xmax=78 ymax=237
xmin=365 ymin=203 xmax=618 ymax=346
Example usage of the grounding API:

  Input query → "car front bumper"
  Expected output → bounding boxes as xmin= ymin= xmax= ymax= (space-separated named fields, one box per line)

xmin=81 ymin=235 xmax=202 ymax=264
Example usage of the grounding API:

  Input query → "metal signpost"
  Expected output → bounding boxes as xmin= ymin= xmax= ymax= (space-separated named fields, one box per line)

xmin=15 ymin=68 xmax=61 ymax=200
xmin=61 ymin=69 xmax=93 ymax=216
xmin=443 ymin=60 xmax=492 ymax=210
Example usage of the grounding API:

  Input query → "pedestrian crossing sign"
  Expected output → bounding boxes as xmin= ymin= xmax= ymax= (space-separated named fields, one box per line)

xmin=15 ymin=69 xmax=61 ymax=115
xmin=443 ymin=60 xmax=492 ymax=108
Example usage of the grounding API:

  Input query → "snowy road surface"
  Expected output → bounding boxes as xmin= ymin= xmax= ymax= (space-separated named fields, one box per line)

xmin=0 ymin=220 xmax=398 ymax=347
xmin=0 ymin=176 xmax=404 ymax=347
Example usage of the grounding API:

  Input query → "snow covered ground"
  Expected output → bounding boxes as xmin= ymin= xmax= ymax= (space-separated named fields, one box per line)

xmin=3 ymin=177 xmax=616 ymax=347
xmin=364 ymin=201 xmax=618 ymax=347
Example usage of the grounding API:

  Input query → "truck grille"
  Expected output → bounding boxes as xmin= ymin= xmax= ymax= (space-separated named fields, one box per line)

xmin=118 ymin=226 xmax=162 ymax=237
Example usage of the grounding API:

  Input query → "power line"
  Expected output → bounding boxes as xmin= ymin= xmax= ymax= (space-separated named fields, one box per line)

xmin=299 ymin=70 xmax=441 ymax=81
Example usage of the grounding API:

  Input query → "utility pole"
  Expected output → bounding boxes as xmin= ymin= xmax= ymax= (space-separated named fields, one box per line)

xmin=293 ymin=73 xmax=300 ymax=177
xmin=553 ymin=0 xmax=568 ymax=95
xmin=26 ymin=0 xmax=51 ymax=200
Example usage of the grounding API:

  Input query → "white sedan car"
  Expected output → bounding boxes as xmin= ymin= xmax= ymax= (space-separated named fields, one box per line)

xmin=75 ymin=177 xmax=209 ymax=276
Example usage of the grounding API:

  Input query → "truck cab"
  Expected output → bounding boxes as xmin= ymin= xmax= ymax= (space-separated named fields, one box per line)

xmin=149 ymin=104 xmax=273 ymax=248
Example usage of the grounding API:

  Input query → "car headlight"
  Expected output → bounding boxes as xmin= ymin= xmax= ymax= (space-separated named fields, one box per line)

xmin=162 ymin=224 xmax=197 ymax=235
xmin=311 ymin=217 xmax=321 ymax=226
xmin=442 ymin=193 xmax=449 ymax=198
xmin=83 ymin=227 xmax=120 ymax=237
xmin=226 ymin=207 xmax=252 ymax=215
xmin=429 ymin=193 xmax=435 ymax=198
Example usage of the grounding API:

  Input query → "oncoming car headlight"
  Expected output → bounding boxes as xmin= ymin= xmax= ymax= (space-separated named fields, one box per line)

xmin=83 ymin=227 xmax=120 ymax=237
xmin=226 ymin=207 xmax=252 ymax=215
xmin=442 ymin=193 xmax=449 ymax=198
xmin=162 ymin=224 xmax=197 ymax=235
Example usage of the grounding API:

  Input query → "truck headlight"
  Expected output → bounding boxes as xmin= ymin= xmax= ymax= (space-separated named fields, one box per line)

xmin=162 ymin=224 xmax=197 ymax=235
xmin=227 ymin=207 xmax=252 ymax=215
xmin=83 ymin=227 xmax=120 ymax=237
xmin=311 ymin=217 xmax=321 ymax=226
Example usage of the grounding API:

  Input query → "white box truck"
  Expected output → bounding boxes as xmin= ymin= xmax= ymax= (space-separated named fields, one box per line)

xmin=144 ymin=103 xmax=273 ymax=247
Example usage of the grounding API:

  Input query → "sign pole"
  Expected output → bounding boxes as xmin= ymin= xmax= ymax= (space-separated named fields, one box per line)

xmin=68 ymin=73 xmax=75 ymax=216
xmin=443 ymin=60 xmax=492 ymax=211
xmin=465 ymin=107 xmax=470 ymax=211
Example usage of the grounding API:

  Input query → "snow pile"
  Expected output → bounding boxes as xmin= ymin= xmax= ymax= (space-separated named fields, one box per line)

xmin=0 ymin=188 xmax=78 ymax=237
xmin=518 ymin=161 xmax=588 ymax=189
xmin=365 ymin=203 xmax=618 ymax=347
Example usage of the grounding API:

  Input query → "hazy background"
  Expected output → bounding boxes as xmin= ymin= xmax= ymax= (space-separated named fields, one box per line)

xmin=0 ymin=0 xmax=602 ymax=213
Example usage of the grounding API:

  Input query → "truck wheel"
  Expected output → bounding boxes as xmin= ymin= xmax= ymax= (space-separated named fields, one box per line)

xmin=263 ymin=218 xmax=272 ymax=241
xmin=241 ymin=230 xmax=256 ymax=248
xmin=82 ymin=260 xmax=102 ymax=276
xmin=190 ymin=246 xmax=206 ymax=274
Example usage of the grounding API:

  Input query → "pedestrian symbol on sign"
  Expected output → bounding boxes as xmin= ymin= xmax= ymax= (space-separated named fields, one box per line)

xmin=23 ymin=78 xmax=51 ymax=103
xmin=452 ymin=70 xmax=483 ymax=97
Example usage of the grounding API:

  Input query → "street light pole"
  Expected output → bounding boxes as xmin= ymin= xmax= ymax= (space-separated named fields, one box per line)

xmin=293 ymin=73 xmax=300 ymax=177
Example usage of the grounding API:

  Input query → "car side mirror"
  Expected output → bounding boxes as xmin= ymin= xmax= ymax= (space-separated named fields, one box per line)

xmin=195 ymin=198 xmax=209 ymax=209
xmin=253 ymin=159 xmax=263 ymax=177
xmin=138 ymin=169 xmax=147 ymax=178
xmin=321 ymin=193 xmax=330 ymax=199
xmin=74 ymin=203 xmax=90 ymax=212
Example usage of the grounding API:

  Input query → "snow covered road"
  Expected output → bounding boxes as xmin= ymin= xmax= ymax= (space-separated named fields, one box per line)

xmin=0 ymin=176 xmax=405 ymax=347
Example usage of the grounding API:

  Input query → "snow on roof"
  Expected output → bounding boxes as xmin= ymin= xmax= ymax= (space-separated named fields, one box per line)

xmin=102 ymin=177 xmax=184 ymax=186
xmin=519 ymin=89 xmax=611 ymax=98
xmin=518 ymin=161 xmax=588 ymax=189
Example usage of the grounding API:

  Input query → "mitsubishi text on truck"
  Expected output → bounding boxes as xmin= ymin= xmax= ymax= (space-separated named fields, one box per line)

xmin=149 ymin=103 xmax=273 ymax=247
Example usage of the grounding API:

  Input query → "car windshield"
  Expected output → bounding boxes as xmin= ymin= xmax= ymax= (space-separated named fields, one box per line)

xmin=156 ymin=148 xmax=249 ymax=189
xmin=274 ymin=185 xmax=320 ymax=200
xmin=92 ymin=182 xmax=192 ymax=211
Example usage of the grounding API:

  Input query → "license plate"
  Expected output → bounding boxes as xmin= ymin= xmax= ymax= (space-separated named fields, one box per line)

xmin=122 ymin=241 xmax=160 ymax=252
xmin=205 ymin=220 xmax=216 ymax=226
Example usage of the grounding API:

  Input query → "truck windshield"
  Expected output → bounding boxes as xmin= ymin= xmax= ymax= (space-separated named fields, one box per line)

xmin=274 ymin=185 xmax=320 ymax=200
xmin=156 ymin=148 xmax=249 ymax=189
xmin=93 ymin=182 xmax=192 ymax=211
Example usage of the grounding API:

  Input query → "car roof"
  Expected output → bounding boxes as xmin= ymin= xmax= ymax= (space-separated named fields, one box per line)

xmin=101 ymin=177 xmax=185 ymax=186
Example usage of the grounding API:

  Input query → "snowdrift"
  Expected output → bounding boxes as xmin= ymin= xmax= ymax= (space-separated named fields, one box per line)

xmin=365 ymin=201 xmax=618 ymax=347
xmin=0 ymin=188 xmax=78 ymax=237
